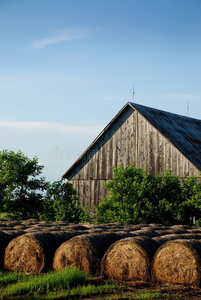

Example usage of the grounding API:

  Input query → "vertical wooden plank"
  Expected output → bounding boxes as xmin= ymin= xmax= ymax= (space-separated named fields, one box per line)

xmin=135 ymin=112 xmax=139 ymax=167
xmin=141 ymin=116 xmax=145 ymax=169
xmin=93 ymin=180 xmax=98 ymax=208
xmin=90 ymin=180 xmax=94 ymax=212
xmin=129 ymin=114 xmax=132 ymax=164
xmin=77 ymin=180 xmax=82 ymax=205
xmin=109 ymin=137 xmax=113 ymax=178
xmin=119 ymin=124 xmax=124 ymax=166
xmin=144 ymin=117 xmax=148 ymax=171
xmin=93 ymin=151 xmax=97 ymax=180
xmin=130 ymin=111 xmax=136 ymax=165
xmin=126 ymin=115 xmax=131 ymax=166
xmin=99 ymin=145 xmax=103 ymax=180
xmin=189 ymin=161 xmax=195 ymax=177
xmin=152 ymin=128 xmax=158 ymax=176
xmin=158 ymin=133 xmax=164 ymax=175
xmin=106 ymin=138 xmax=112 ymax=179
xmin=97 ymin=180 xmax=106 ymax=206
xmin=172 ymin=147 xmax=177 ymax=175
xmin=147 ymin=123 xmax=153 ymax=175
xmin=112 ymin=132 xmax=117 ymax=172
xmin=166 ymin=141 xmax=171 ymax=172
xmin=116 ymin=123 xmax=121 ymax=166
xmin=138 ymin=116 xmax=142 ymax=169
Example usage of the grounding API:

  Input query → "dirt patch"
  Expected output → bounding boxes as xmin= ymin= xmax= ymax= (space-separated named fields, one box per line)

xmin=81 ymin=279 xmax=201 ymax=299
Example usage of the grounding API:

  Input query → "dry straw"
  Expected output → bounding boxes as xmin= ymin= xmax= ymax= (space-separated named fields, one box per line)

xmin=151 ymin=239 xmax=201 ymax=287
xmin=53 ymin=231 xmax=134 ymax=276
xmin=101 ymin=236 xmax=158 ymax=282
xmin=153 ymin=233 xmax=201 ymax=248
xmin=4 ymin=231 xmax=84 ymax=274
xmin=0 ymin=231 xmax=20 ymax=269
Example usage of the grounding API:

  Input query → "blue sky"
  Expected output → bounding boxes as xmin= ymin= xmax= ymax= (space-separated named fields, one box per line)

xmin=0 ymin=0 xmax=200 ymax=182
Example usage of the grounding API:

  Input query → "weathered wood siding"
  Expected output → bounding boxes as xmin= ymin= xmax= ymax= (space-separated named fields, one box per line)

xmin=70 ymin=108 xmax=200 ymax=212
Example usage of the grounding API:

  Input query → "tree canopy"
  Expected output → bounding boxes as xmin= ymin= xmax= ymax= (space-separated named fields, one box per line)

xmin=96 ymin=164 xmax=201 ymax=226
xmin=0 ymin=149 xmax=92 ymax=222
xmin=0 ymin=149 xmax=47 ymax=219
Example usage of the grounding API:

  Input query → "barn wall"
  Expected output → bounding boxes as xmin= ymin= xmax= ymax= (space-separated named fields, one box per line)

xmin=70 ymin=109 xmax=200 ymax=212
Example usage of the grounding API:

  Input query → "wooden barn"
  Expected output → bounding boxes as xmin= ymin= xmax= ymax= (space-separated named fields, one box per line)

xmin=62 ymin=102 xmax=201 ymax=212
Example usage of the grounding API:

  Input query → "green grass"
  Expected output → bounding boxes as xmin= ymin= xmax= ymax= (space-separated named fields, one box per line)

xmin=0 ymin=270 xmax=179 ymax=300
xmin=0 ymin=268 xmax=86 ymax=297
xmin=135 ymin=289 xmax=178 ymax=300
xmin=46 ymin=282 xmax=121 ymax=299
xmin=0 ymin=270 xmax=33 ymax=284
xmin=0 ymin=268 xmax=121 ymax=299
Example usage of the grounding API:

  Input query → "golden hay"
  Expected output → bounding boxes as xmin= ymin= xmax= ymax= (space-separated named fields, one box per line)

xmin=153 ymin=234 xmax=183 ymax=247
xmin=51 ymin=221 xmax=69 ymax=226
xmin=4 ymin=231 xmax=84 ymax=274
xmin=0 ymin=231 xmax=19 ymax=269
xmin=68 ymin=224 xmax=90 ymax=231
xmin=153 ymin=233 xmax=201 ymax=248
xmin=53 ymin=231 xmax=133 ymax=276
xmin=101 ymin=236 xmax=158 ymax=282
xmin=169 ymin=225 xmax=191 ymax=234
xmin=130 ymin=227 xmax=164 ymax=237
xmin=151 ymin=239 xmax=201 ymax=287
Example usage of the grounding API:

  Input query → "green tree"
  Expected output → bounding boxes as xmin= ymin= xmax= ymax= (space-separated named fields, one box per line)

xmin=41 ymin=179 xmax=93 ymax=223
xmin=96 ymin=164 xmax=161 ymax=224
xmin=96 ymin=164 xmax=201 ymax=225
xmin=179 ymin=176 xmax=201 ymax=225
xmin=0 ymin=149 xmax=47 ymax=220
xmin=157 ymin=171 xmax=183 ymax=225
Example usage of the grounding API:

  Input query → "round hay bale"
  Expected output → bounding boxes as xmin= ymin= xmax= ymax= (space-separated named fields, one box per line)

xmin=130 ymin=227 xmax=161 ymax=237
xmin=53 ymin=231 xmax=134 ymax=276
xmin=4 ymin=231 xmax=84 ymax=274
xmin=22 ymin=219 xmax=38 ymax=224
xmin=170 ymin=225 xmax=190 ymax=234
xmin=3 ymin=229 xmax=24 ymax=236
xmin=171 ymin=224 xmax=192 ymax=230
xmin=151 ymin=239 xmax=201 ymax=287
xmin=4 ymin=221 xmax=22 ymax=227
xmin=0 ymin=231 xmax=20 ymax=268
xmin=91 ymin=224 xmax=111 ymax=231
xmin=13 ymin=225 xmax=27 ymax=231
xmin=51 ymin=221 xmax=69 ymax=226
xmin=178 ymin=233 xmax=201 ymax=240
xmin=188 ymin=228 xmax=201 ymax=234
xmin=89 ymin=228 xmax=106 ymax=233
xmin=68 ymin=224 xmax=90 ymax=231
xmin=101 ymin=236 xmax=158 ymax=281
xmin=24 ymin=227 xmax=43 ymax=233
xmin=0 ymin=223 xmax=7 ymax=228
xmin=147 ymin=224 xmax=169 ymax=230
xmin=39 ymin=221 xmax=49 ymax=225
xmin=153 ymin=234 xmax=183 ymax=247
xmin=153 ymin=233 xmax=201 ymax=248
xmin=151 ymin=229 xmax=174 ymax=237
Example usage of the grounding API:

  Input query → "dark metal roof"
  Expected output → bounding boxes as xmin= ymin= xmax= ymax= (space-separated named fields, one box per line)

xmin=63 ymin=102 xmax=201 ymax=178
xmin=129 ymin=102 xmax=201 ymax=171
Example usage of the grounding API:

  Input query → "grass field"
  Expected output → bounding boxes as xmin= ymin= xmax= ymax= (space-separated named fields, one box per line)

xmin=1 ymin=268 xmax=201 ymax=299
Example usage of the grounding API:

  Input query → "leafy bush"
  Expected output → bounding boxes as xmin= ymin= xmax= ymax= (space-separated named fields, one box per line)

xmin=96 ymin=164 xmax=201 ymax=225
xmin=41 ymin=179 xmax=93 ymax=223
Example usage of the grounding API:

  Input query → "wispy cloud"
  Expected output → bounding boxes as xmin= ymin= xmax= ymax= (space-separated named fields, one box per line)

xmin=30 ymin=29 xmax=87 ymax=50
xmin=0 ymin=120 xmax=102 ymax=135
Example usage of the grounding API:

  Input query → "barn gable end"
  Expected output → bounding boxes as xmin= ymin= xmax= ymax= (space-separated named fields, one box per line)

xmin=63 ymin=102 xmax=201 ymax=212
